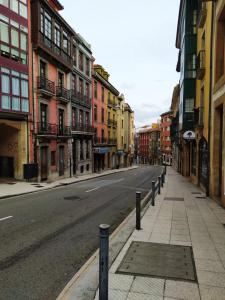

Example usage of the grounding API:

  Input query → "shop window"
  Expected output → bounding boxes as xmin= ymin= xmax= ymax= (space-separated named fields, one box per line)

xmin=80 ymin=165 xmax=84 ymax=173
xmin=86 ymin=164 xmax=89 ymax=171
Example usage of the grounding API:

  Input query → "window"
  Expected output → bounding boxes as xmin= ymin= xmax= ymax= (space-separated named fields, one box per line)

xmin=58 ymin=109 xmax=64 ymax=133
xmin=185 ymin=98 xmax=194 ymax=113
xmin=0 ymin=68 xmax=28 ymax=112
xmin=185 ymin=54 xmax=196 ymax=78
xmin=85 ymin=82 xmax=89 ymax=98
xmin=86 ymin=140 xmax=89 ymax=159
xmin=85 ymin=112 xmax=89 ymax=125
xmin=94 ymin=81 xmax=97 ymax=98
xmin=72 ymin=45 xmax=76 ymax=65
xmin=79 ymin=51 xmax=83 ymax=71
xmin=19 ymin=2 xmax=27 ymax=18
xmin=94 ymin=105 xmax=97 ymax=122
xmin=79 ymin=110 xmax=83 ymax=124
xmin=72 ymin=108 xmax=76 ymax=127
xmin=0 ymin=0 xmax=9 ymax=7
xmin=40 ymin=103 xmax=47 ymax=129
xmin=80 ymin=141 xmax=84 ymax=160
xmin=10 ymin=0 xmax=18 ymax=13
xmin=58 ymin=72 xmax=64 ymax=87
xmin=86 ymin=57 xmax=89 ymax=76
xmin=62 ymin=31 xmax=68 ymax=53
xmin=54 ymin=23 xmax=61 ymax=48
xmin=72 ymin=74 xmax=76 ymax=92
xmin=0 ymin=17 xmax=28 ymax=64
xmin=44 ymin=11 xmax=52 ymax=40
xmin=51 ymin=151 xmax=56 ymax=166
xmin=101 ymin=86 xmax=104 ymax=102
xmin=122 ymin=119 xmax=123 ymax=129
xmin=79 ymin=78 xmax=83 ymax=94
xmin=101 ymin=108 xmax=104 ymax=123
xmin=40 ymin=61 xmax=46 ymax=78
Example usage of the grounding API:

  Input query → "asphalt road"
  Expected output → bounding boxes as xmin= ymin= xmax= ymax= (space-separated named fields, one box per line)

xmin=0 ymin=165 xmax=162 ymax=300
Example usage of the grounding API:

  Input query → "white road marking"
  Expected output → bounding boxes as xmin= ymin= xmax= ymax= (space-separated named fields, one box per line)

xmin=0 ymin=216 xmax=13 ymax=222
xmin=85 ymin=187 xmax=100 ymax=193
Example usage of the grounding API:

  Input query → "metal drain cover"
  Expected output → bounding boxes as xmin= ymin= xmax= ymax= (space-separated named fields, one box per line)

xmin=164 ymin=197 xmax=184 ymax=201
xmin=117 ymin=242 xmax=197 ymax=282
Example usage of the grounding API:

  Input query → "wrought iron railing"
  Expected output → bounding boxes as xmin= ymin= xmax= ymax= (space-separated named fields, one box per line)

xmin=37 ymin=76 xmax=55 ymax=94
xmin=56 ymin=86 xmax=70 ymax=100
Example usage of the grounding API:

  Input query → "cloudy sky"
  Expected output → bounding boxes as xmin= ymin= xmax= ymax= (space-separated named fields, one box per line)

xmin=61 ymin=0 xmax=180 ymax=128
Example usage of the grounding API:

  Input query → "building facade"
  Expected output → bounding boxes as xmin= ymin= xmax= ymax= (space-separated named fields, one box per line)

xmin=116 ymin=94 xmax=125 ymax=168
xmin=160 ymin=111 xmax=172 ymax=165
xmin=31 ymin=0 xmax=74 ymax=181
xmin=0 ymin=0 xmax=31 ymax=180
xmin=176 ymin=0 xmax=198 ymax=176
xmin=149 ymin=124 xmax=161 ymax=165
xmin=70 ymin=33 xmax=93 ymax=176
xmin=138 ymin=126 xmax=151 ymax=164
xmin=124 ymin=102 xmax=134 ymax=167
xmin=92 ymin=65 xmax=109 ymax=172
xmin=210 ymin=0 xmax=225 ymax=206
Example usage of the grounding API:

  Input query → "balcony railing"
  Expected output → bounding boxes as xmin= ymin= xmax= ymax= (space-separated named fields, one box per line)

xmin=56 ymin=86 xmax=70 ymax=102
xmin=108 ymin=138 xmax=117 ymax=145
xmin=71 ymin=123 xmax=94 ymax=133
xmin=197 ymin=1 xmax=207 ymax=28
xmin=71 ymin=90 xmax=91 ymax=108
xmin=57 ymin=126 xmax=71 ymax=136
xmin=196 ymin=50 xmax=205 ymax=80
xmin=94 ymin=137 xmax=108 ymax=145
xmin=37 ymin=122 xmax=57 ymax=135
xmin=37 ymin=76 xmax=55 ymax=95
xmin=113 ymin=120 xmax=117 ymax=128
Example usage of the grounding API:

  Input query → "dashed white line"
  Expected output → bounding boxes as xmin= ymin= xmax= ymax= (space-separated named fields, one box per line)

xmin=85 ymin=187 xmax=100 ymax=193
xmin=0 ymin=216 xmax=13 ymax=222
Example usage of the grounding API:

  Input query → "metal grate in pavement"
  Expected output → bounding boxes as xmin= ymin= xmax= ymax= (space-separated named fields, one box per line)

xmin=191 ymin=192 xmax=202 ymax=195
xmin=164 ymin=197 xmax=184 ymax=201
xmin=195 ymin=196 xmax=206 ymax=199
xmin=117 ymin=241 xmax=197 ymax=282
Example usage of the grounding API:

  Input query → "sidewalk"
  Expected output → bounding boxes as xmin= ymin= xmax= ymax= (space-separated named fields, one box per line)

xmin=59 ymin=166 xmax=225 ymax=300
xmin=0 ymin=166 xmax=138 ymax=199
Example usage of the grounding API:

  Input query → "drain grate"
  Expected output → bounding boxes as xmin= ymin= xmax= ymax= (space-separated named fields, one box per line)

xmin=164 ymin=197 xmax=184 ymax=201
xmin=195 ymin=196 xmax=206 ymax=199
xmin=191 ymin=192 xmax=202 ymax=195
xmin=117 ymin=241 xmax=197 ymax=282
xmin=64 ymin=195 xmax=81 ymax=201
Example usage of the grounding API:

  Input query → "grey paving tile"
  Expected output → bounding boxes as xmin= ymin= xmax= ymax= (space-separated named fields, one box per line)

xmin=197 ymin=270 xmax=225 ymax=288
xmin=199 ymin=285 xmax=225 ymax=300
xmin=164 ymin=280 xmax=200 ymax=300
xmin=195 ymin=259 xmax=225 ymax=273
xmin=131 ymin=277 xmax=165 ymax=296
xmin=108 ymin=289 xmax=128 ymax=300
xmin=193 ymin=249 xmax=219 ymax=260
xmin=127 ymin=292 xmax=163 ymax=300
xmin=109 ymin=274 xmax=134 ymax=291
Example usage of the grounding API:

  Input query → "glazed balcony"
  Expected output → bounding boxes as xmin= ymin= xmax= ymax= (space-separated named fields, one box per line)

xmin=71 ymin=123 xmax=94 ymax=134
xmin=108 ymin=99 xmax=113 ymax=107
xmin=196 ymin=50 xmax=205 ymax=80
xmin=37 ymin=76 xmax=55 ymax=97
xmin=71 ymin=91 xmax=91 ymax=108
xmin=56 ymin=86 xmax=70 ymax=103
xmin=107 ymin=119 xmax=113 ymax=127
xmin=197 ymin=1 xmax=207 ymax=28
xmin=57 ymin=126 xmax=71 ymax=137
xmin=113 ymin=120 xmax=117 ymax=128
xmin=37 ymin=122 xmax=57 ymax=135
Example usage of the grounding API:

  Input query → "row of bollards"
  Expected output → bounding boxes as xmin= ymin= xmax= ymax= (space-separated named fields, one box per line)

xmin=99 ymin=166 xmax=167 ymax=299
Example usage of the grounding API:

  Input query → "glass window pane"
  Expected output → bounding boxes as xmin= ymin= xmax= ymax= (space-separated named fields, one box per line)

xmin=0 ymin=0 xmax=8 ymax=7
xmin=0 ymin=21 xmax=9 ymax=43
xmin=1 ymin=95 xmax=10 ymax=109
xmin=11 ymin=48 xmax=19 ymax=61
xmin=21 ymin=79 xmax=28 ymax=97
xmin=21 ymin=98 xmax=28 ymax=112
xmin=12 ymin=77 xmax=20 ymax=95
xmin=19 ymin=2 xmax=27 ymax=18
xmin=12 ymin=97 xmax=20 ymax=110
xmin=1 ymin=74 xmax=10 ymax=93
xmin=10 ymin=0 xmax=18 ymax=13
xmin=20 ymin=52 xmax=27 ymax=64
xmin=11 ymin=28 xmax=19 ymax=47
xmin=20 ymin=33 xmax=27 ymax=51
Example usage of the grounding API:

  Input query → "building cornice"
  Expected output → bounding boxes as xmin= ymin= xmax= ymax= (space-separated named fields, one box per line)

xmin=92 ymin=71 xmax=120 ymax=96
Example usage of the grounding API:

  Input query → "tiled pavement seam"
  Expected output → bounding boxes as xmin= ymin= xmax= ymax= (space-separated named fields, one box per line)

xmin=94 ymin=167 xmax=225 ymax=300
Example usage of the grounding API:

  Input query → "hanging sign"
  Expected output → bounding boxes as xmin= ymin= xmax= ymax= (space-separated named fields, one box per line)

xmin=183 ymin=131 xmax=195 ymax=140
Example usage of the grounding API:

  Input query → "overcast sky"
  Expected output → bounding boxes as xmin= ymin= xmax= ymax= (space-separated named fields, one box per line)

xmin=61 ymin=0 xmax=180 ymax=128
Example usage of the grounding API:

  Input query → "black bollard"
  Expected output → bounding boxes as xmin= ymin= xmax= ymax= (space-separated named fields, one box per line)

xmin=158 ymin=176 xmax=161 ymax=194
xmin=136 ymin=191 xmax=142 ymax=230
xmin=99 ymin=224 xmax=110 ymax=300
xmin=152 ymin=181 xmax=155 ymax=206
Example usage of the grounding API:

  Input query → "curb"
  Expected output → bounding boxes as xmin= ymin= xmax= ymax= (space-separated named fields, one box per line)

xmin=0 ymin=166 xmax=139 ymax=200
xmin=56 ymin=185 xmax=154 ymax=300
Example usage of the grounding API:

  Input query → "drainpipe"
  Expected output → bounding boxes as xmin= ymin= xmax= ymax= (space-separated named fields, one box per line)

xmin=32 ymin=48 xmax=36 ymax=163
xmin=207 ymin=2 xmax=215 ymax=197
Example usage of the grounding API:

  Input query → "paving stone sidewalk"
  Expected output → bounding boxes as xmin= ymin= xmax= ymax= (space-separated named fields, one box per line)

xmin=94 ymin=167 xmax=225 ymax=300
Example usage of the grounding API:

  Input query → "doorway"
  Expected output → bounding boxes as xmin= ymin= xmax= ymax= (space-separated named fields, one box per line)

xmin=59 ymin=146 xmax=65 ymax=176
xmin=40 ymin=147 xmax=48 ymax=181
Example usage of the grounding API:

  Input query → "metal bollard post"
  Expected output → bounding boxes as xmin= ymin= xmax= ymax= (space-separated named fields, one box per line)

xmin=161 ymin=174 xmax=163 ymax=188
xmin=136 ymin=191 xmax=142 ymax=230
xmin=158 ymin=176 xmax=161 ymax=194
xmin=152 ymin=181 xmax=155 ymax=206
xmin=164 ymin=164 xmax=167 ymax=175
xmin=99 ymin=224 xmax=110 ymax=300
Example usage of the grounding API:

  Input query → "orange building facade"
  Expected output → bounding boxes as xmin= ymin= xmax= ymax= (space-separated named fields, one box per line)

xmin=160 ymin=111 xmax=172 ymax=165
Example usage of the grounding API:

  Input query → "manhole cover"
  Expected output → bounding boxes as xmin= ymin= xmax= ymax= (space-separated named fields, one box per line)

xmin=117 ymin=242 xmax=197 ymax=282
xmin=64 ymin=195 xmax=81 ymax=201
xmin=164 ymin=197 xmax=184 ymax=201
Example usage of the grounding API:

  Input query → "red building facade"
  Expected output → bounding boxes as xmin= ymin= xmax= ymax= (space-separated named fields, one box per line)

xmin=138 ymin=127 xmax=151 ymax=164
xmin=160 ymin=111 xmax=172 ymax=165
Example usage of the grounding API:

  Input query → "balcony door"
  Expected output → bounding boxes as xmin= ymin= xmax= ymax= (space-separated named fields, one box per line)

xmin=40 ymin=103 xmax=47 ymax=131
xmin=59 ymin=146 xmax=65 ymax=176
xmin=58 ymin=72 xmax=64 ymax=88
xmin=58 ymin=109 xmax=64 ymax=134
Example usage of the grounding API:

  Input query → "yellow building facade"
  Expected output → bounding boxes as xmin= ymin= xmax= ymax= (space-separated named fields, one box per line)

xmin=190 ymin=1 xmax=213 ymax=194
